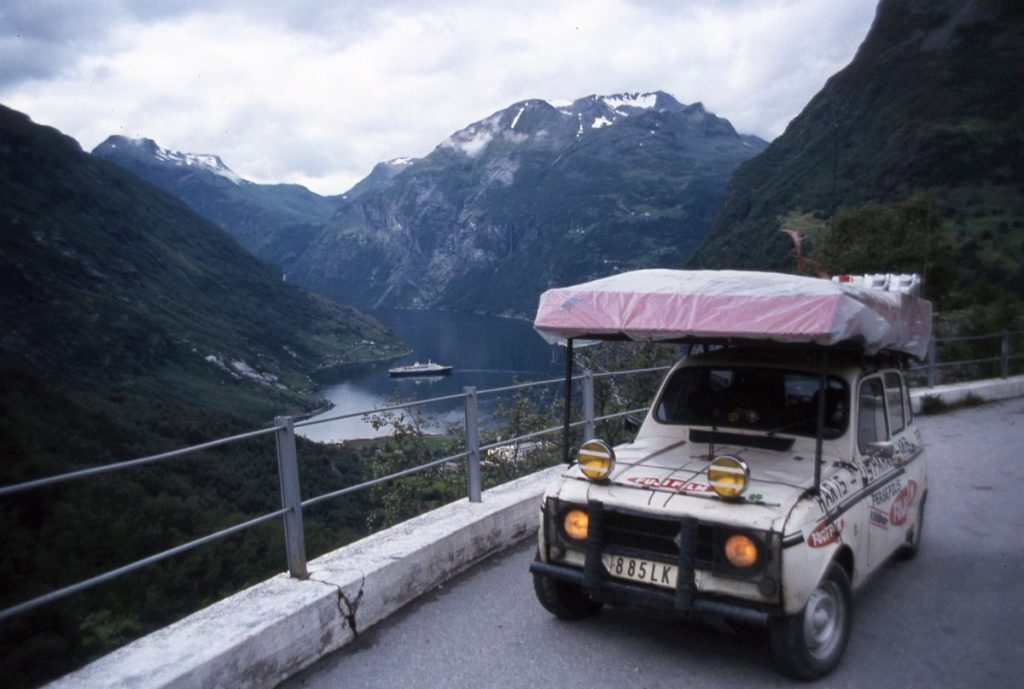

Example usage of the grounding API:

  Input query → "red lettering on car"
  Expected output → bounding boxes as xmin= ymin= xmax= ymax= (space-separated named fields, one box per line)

xmin=626 ymin=477 xmax=712 ymax=493
xmin=807 ymin=518 xmax=845 ymax=548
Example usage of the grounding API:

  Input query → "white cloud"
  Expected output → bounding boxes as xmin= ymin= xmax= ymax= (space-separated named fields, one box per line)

xmin=0 ymin=0 xmax=878 ymax=194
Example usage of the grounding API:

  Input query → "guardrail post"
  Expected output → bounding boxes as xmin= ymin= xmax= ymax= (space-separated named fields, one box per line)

xmin=464 ymin=387 xmax=482 ymax=503
xmin=582 ymin=369 xmax=595 ymax=441
xmin=927 ymin=337 xmax=937 ymax=387
xmin=274 ymin=416 xmax=308 ymax=579
xmin=1001 ymin=331 xmax=1010 ymax=378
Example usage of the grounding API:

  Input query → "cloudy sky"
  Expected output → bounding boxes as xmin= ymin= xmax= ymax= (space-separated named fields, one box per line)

xmin=2 ymin=0 xmax=878 ymax=195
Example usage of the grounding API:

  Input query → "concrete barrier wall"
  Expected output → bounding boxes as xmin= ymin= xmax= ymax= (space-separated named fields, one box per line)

xmin=47 ymin=466 xmax=563 ymax=689
xmin=910 ymin=374 xmax=1024 ymax=413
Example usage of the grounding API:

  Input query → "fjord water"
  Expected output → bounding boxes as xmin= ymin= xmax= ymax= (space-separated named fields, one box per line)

xmin=298 ymin=310 xmax=562 ymax=441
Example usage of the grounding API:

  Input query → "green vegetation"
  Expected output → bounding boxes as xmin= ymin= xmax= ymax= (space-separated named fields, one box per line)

xmin=805 ymin=194 xmax=1024 ymax=382
xmin=92 ymin=135 xmax=341 ymax=266
xmin=0 ymin=104 xmax=405 ymax=687
xmin=810 ymin=195 xmax=956 ymax=305
xmin=0 ymin=105 xmax=403 ymax=403
xmin=0 ymin=372 xmax=376 ymax=688
xmin=354 ymin=341 xmax=674 ymax=532
xmin=691 ymin=0 xmax=1023 ymax=310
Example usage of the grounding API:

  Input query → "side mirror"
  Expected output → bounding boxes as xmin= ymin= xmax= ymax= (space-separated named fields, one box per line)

xmin=867 ymin=441 xmax=895 ymax=460
xmin=624 ymin=415 xmax=642 ymax=433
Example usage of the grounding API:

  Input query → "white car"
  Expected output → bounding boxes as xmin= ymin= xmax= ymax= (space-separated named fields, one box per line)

xmin=529 ymin=269 xmax=931 ymax=679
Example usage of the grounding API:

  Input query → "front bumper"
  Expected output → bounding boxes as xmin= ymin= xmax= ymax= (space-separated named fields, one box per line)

xmin=536 ymin=499 xmax=781 ymax=624
xmin=529 ymin=559 xmax=770 ymax=626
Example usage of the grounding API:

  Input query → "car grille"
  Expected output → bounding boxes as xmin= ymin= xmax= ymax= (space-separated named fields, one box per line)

xmin=602 ymin=509 xmax=714 ymax=566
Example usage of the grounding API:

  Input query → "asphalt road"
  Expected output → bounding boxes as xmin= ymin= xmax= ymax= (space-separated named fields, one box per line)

xmin=280 ymin=399 xmax=1024 ymax=689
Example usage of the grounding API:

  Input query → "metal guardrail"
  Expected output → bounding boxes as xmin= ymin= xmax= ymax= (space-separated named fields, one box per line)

xmin=1 ymin=329 xmax=1020 ymax=623
xmin=0 ymin=367 xmax=662 ymax=623
xmin=911 ymin=330 xmax=1024 ymax=386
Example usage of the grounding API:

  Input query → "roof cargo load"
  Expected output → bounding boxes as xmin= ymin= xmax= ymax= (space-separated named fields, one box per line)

xmin=534 ymin=269 xmax=932 ymax=358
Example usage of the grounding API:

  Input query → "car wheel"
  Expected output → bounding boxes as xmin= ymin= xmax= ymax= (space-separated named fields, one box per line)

xmin=769 ymin=563 xmax=851 ymax=680
xmin=896 ymin=494 xmax=926 ymax=561
xmin=532 ymin=555 xmax=603 ymax=620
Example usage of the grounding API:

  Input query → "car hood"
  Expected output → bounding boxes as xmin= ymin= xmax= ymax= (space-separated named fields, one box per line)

xmin=558 ymin=435 xmax=830 ymax=532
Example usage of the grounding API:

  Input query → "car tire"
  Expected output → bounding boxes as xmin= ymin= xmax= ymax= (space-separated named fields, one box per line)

xmin=532 ymin=556 xmax=603 ymax=620
xmin=769 ymin=563 xmax=852 ymax=680
xmin=896 ymin=494 xmax=926 ymax=561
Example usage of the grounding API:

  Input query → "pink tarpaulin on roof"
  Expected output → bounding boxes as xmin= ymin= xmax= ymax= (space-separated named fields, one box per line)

xmin=533 ymin=269 xmax=932 ymax=358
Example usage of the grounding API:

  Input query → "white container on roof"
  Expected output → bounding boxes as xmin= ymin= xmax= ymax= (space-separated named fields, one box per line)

xmin=533 ymin=269 xmax=932 ymax=359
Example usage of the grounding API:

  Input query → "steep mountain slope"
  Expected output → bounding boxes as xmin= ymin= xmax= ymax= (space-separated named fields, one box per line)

xmin=341 ymin=157 xmax=416 ymax=200
xmin=1 ymin=106 xmax=407 ymax=688
xmin=691 ymin=0 xmax=1024 ymax=296
xmin=92 ymin=136 xmax=342 ymax=267
xmin=0 ymin=104 xmax=401 ymax=414
xmin=287 ymin=92 xmax=767 ymax=315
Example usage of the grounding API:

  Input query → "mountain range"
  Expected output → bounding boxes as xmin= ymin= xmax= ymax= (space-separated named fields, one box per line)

xmin=91 ymin=135 xmax=342 ymax=269
xmin=0 ymin=104 xmax=401 ymax=420
xmin=95 ymin=91 xmax=767 ymax=316
xmin=88 ymin=0 xmax=1023 ymax=318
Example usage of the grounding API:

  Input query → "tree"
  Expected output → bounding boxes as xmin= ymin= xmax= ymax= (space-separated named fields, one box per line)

xmin=575 ymin=342 xmax=678 ymax=445
xmin=812 ymin=196 xmax=956 ymax=304
xmin=362 ymin=402 xmax=462 ymax=530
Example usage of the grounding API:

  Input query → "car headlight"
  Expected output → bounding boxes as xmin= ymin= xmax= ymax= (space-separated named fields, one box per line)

xmin=724 ymin=533 xmax=760 ymax=569
xmin=707 ymin=456 xmax=749 ymax=498
xmin=562 ymin=508 xmax=589 ymax=541
xmin=578 ymin=439 xmax=615 ymax=481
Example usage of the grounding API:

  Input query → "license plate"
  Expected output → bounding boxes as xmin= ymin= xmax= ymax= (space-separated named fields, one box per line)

xmin=602 ymin=554 xmax=677 ymax=589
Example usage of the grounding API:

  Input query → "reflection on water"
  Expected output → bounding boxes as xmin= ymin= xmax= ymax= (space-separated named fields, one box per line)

xmin=298 ymin=310 xmax=562 ymax=442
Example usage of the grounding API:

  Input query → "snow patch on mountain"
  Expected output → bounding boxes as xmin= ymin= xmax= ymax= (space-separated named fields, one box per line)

xmin=601 ymin=92 xmax=659 ymax=113
xmin=109 ymin=137 xmax=244 ymax=184
xmin=510 ymin=106 xmax=526 ymax=130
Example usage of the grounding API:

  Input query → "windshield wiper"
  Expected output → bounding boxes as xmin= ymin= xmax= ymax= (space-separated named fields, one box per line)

xmin=767 ymin=419 xmax=812 ymax=437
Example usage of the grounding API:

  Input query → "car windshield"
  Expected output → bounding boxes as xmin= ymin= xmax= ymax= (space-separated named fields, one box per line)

xmin=654 ymin=366 xmax=849 ymax=439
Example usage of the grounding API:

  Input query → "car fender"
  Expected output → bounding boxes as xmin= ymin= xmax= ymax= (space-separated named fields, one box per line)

xmin=780 ymin=499 xmax=848 ymax=615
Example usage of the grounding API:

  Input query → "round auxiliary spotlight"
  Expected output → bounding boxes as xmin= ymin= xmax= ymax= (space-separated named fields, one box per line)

xmin=577 ymin=439 xmax=615 ymax=482
xmin=707 ymin=456 xmax=749 ymax=499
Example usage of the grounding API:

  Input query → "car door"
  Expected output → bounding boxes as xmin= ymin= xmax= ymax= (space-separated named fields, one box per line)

xmin=880 ymin=371 xmax=925 ymax=552
xmin=856 ymin=374 xmax=899 ymax=568
xmin=858 ymin=371 xmax=922 ymax=567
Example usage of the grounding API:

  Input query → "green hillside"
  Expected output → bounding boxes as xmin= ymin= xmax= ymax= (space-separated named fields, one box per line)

xmin=92 ymin=135 xmax=341 ymax=267
xmin=690 ymin=0 xmax=1024 ymax=303
xmin=0 ymin=104 xmax=402 ymax=687
xmin=1 ymin=105 xmax=401 ymax=415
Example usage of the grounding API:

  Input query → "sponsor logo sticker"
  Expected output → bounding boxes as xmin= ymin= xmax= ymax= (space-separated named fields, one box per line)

xmin=625 ymin=476 xmax=714 ymax=493
xmin=890 ymin=480 xmax=919 ymax=526
xmin=807 ymin=517 xmax=845 ymax=548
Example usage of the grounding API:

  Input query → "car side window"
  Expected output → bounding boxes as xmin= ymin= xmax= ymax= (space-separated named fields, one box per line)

xmin=858 ymin=377 xmax=888 ymax=454
xmin=883 ymin=372 xmax=905 ymax=435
